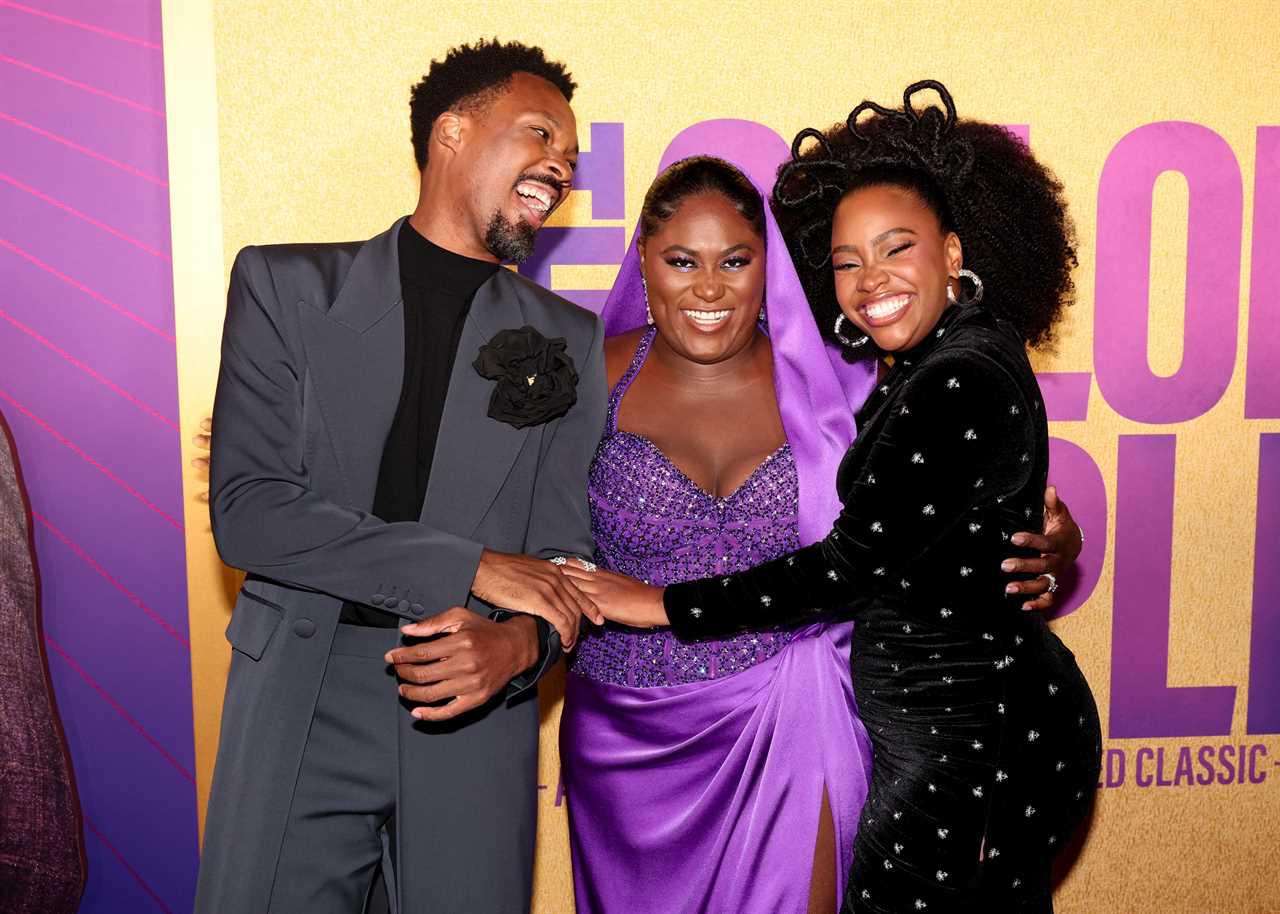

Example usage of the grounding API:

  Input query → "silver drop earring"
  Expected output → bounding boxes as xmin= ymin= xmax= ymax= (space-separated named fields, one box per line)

xmin=642 ymin=273 xmax=654 ymax=325
xmin=834 ymin=313 xmax=870 ymax=349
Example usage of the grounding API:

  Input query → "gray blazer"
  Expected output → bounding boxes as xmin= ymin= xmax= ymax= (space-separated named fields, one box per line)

xmin=197 ymin=218 xmax=604 ymax=911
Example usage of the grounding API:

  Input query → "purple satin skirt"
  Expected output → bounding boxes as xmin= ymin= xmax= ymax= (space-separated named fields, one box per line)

xmin=560 ymin=621 xmax=873 ymax=913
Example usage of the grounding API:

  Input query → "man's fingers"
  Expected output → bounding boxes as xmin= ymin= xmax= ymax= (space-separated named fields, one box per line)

xmin=391 ymin=652 xmax=469 ymax=683
xmin=399 ymin=606 xmax=469 ymax=639
xmin=411 ymin=692 xmax=484 ymax=722
xmin=1044 ymin=484 xmax=1060 ymax=512
xmin=192 ymin=433 xmax=211 ymax=450
xmin=200 ymin=416 xmax=212 ymax=433
xmin=190 ymin=456 xmax=210 ymax=471
xmin=399 ymin=674 xmax=478 ymax=706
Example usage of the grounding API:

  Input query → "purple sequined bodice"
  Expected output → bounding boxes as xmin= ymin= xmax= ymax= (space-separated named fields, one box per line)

xmin=571 ymin=328 xmax=801 ymax=688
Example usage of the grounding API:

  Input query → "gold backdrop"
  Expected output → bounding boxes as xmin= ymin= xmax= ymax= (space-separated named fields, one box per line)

xmin=162 ymin=2 xmax=1280 ymax=911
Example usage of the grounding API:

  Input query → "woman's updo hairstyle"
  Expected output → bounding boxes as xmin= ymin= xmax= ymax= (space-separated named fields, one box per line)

xmin=773 ymin=80 xmax=1077 ymax=355
xmin=639 ymin=156 xmax=766 ymax=243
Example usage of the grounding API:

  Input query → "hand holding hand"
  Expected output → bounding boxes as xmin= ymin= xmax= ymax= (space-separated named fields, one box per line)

xmin=559 ymin=564 xmax=668 ymax=629
xmin=387 ymin=607 xmax=539 ymax=721
xmin=471 ymin=549 xmax=601 ymax=649
xmin=1001 ymin=485 xmax=1082 ymax=612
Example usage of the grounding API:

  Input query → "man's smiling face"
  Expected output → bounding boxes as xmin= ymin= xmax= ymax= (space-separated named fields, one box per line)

xmin=455 ymin=71 xmax=579 ymax=262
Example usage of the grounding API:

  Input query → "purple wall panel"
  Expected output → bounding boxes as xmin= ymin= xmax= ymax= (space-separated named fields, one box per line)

xmin=0 ymin=2 xmax=196 ymax=911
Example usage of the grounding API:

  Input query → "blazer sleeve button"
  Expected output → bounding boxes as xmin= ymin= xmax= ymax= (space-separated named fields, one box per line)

xmin=397 ymin=599 xmax=411 ymax=613
xmin=371 ymin=594 xmax=385 ymax=606
xmin=410 ymin=603 xmax=425 ymax=616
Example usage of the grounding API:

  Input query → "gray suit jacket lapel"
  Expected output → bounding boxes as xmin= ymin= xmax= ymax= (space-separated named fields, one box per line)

xmin=298 ymin=220 xmax=404 ymax=509
xmin=422 ymin=269 xmax=531 ymax=538
xmin=299 ymin=219 xmax=532 ymax=535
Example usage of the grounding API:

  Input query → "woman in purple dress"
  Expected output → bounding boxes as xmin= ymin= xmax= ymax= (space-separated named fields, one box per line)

xmin=558 ymin=121 xmax=1075 ymax=914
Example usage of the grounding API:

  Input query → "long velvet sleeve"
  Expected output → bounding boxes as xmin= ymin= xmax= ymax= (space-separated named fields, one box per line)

xmin=666 ymin=347 xmax=1037 ymax=640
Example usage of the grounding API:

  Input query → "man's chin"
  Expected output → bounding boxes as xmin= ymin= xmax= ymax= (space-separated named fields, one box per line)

xmin=484 ymin=211 xmax=537 ymax=263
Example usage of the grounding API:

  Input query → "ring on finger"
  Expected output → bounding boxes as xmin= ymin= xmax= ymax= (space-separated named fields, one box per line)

xmin=575 ymin=558 xmax=598 ymax=573
xmin=1041 ymin=572 xmax=1058 ymax=593
xmin=549 ymin=556 xmax=569 ymax=566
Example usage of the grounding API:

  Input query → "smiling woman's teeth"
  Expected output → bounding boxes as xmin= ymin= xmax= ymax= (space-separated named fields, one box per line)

xmin=865 ymin=294 xmax=910 ymax=320
xmin=682 ymin=309 xmax=732 ymax=326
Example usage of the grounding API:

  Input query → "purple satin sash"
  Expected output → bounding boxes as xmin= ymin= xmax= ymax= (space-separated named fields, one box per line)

xmin=561 ymin=622 xmax=872 ymax=913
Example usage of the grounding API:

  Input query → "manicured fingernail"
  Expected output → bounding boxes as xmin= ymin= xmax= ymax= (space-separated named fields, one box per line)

xmin=1006 ymin=583 xmax=1018 ymax=594
xmin=1001 ymin=560 xmax=1016 ymax=572
xmin=411 ymin=709 xmax=424 ymax=719
xmin=384 ymin=653 xmax=394 ymax=663
xmin=1012 ymin=534 xmax=1029 ymax=546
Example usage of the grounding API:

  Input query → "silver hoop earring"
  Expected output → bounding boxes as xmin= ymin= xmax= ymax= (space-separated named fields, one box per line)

xmin=642 ymin=273 xmax=654 ymax=325
xmin=834 ymin=314 xmax=869 ymax=349
xmin=959 ymin=268 xmax=984 ymax=303
xmin=950 ymin=268 xmax=984 ymax=305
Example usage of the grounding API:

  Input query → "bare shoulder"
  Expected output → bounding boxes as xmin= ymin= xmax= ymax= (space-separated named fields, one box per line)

xmin=604 ymin=328 xmax=647 ymax=391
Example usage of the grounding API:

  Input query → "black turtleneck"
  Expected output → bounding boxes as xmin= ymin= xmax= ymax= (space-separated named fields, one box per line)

xmin=341 ymin=220 xmax=500 ymax=627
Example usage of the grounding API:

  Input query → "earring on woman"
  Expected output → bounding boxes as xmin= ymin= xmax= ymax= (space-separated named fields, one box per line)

xmin=758 ymin=301 xmax=767 ymax=325
xmin=834 ymin=313 xmax=870 ymax=349
xmin=642 ymin=273 xmax=654 ymax=325
xmin=947 ymin=268 xmax=985 ymax=305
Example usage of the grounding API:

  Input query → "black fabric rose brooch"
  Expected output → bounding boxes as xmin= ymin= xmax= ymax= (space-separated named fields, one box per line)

xmin=473 ymin=325 xmax=578 ymax=429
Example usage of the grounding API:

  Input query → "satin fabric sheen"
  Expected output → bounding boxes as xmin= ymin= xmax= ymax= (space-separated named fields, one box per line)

xmin=560 ymin=120 xmax=877 ymax=913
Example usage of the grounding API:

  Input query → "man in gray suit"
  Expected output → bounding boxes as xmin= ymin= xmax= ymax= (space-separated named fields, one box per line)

xmin=196 ymin=40 xmax=603 ymax=913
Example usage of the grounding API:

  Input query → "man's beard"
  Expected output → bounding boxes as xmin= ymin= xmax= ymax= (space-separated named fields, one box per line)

xmin=484 ymin=210 xmax=537 ymax=263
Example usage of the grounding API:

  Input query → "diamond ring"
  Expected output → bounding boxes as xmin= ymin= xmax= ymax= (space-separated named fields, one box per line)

xmin=1041 ymin=572 xmax=1058 ymax=594
xmin=549 ymin=556 xmax=568 ymax=566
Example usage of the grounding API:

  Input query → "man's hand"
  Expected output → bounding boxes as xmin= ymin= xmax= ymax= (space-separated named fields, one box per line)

xmin=471 ymin=549 xmax=602 ymax=650
xmin=1002 ymin=486 xmax=1083 ymax=612
xmin=388 ymin=608 xmax=539 ymax=721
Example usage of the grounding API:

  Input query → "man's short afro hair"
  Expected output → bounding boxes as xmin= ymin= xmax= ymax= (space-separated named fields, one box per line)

xmin=409 ymin=38 xmax=576 ymax=169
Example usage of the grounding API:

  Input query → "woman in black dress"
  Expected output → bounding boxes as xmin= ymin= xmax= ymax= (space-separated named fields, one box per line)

xmin=565 ymin=81 xmax=1101 ymax=913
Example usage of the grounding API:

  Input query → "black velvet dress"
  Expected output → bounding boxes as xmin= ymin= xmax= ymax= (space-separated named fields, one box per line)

xmin=665 ymin=304 xmax=1101 ymax=913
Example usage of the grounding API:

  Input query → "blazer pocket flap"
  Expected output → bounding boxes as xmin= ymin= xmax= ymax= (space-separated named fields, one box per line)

xmin=225 ymin=590 xmax=284 ymax=660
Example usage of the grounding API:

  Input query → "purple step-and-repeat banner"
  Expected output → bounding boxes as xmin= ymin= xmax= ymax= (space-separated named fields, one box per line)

xmin=0 ymin=2 xmax=197 ymax=911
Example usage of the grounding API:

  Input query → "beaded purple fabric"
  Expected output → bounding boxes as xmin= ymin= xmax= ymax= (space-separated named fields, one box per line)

xmin=570 ymin=328 xmax=801 ymax=688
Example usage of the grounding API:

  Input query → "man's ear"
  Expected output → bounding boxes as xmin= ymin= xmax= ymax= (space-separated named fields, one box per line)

xmin=432 ymin=111 xmax=466 ymax=157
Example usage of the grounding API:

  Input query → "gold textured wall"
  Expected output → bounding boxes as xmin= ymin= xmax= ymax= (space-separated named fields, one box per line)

xmin=165 ymin=2 xmax=1280 ymax=910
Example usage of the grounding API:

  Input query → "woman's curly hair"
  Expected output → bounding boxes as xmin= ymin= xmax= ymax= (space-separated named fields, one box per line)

xmin=772 ymin=80 xmax=1076 ymax=355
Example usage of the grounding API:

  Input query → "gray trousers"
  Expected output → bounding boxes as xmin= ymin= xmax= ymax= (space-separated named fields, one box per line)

xmin=264 ymin=624 xmax=540 ymax=913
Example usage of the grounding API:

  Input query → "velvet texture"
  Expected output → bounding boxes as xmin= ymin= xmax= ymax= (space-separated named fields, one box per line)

xmin=667 ymin=305 xmax=1101 ymax=912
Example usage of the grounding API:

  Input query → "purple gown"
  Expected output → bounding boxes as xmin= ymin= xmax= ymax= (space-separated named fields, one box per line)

xmin=558 ymin=121 xmax=878 ymax=913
